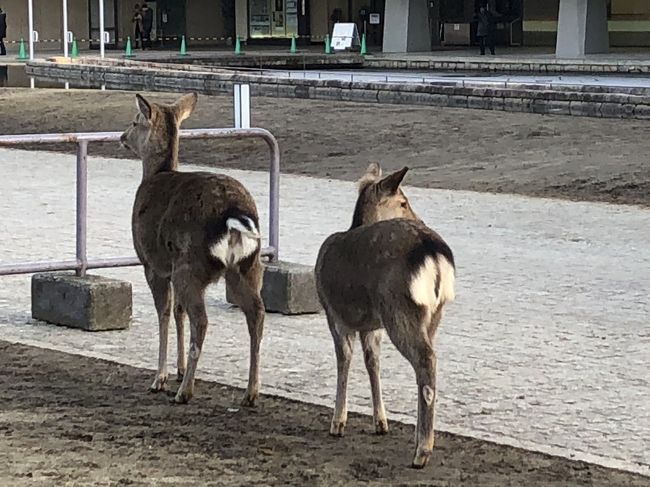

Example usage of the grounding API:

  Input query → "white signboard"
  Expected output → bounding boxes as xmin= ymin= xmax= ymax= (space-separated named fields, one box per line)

xmin=331 ymin=22 xmax=361 ymax=51
xmin=369 ymin=13 xmax=380 ymax=25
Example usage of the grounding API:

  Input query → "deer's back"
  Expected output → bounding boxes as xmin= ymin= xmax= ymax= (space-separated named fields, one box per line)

xmin=315 ymin=219 xmax=454 ymax=330
xmin=132 ymin=171 xmax=259 ymax=277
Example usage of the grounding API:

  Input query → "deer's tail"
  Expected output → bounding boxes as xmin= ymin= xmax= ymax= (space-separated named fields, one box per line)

xmin=210 ymin=214 xmax=261 ymax=267
xmin=408 ymin=238 xmax=456 ymax=313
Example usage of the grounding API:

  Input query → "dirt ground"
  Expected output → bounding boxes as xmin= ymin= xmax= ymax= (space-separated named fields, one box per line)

xmin=1 ymin=88 xmax=650 ymax=207
xmin=1 ymin=340 xmax=647 ymax=487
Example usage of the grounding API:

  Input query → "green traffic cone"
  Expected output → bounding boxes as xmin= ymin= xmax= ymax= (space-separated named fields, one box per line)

xmin=124 ymin=36 xmax=135 ymax=57
xmin=360 ymin=33 xmax=367 ymax=55
xmin=179 ymin=35 xmax=189 ymax=56
xmin=290 ymin=35 xmax=297 ymax=54
xmin=17 ymin=38 xmax=28 ymax=60
xmin=71 ymin=37 xmax=79 ymax=58
xmin=325 ymin=34 xmax=331 ymax=55
xmin=235 ymin=36 xmax=241 ymax=55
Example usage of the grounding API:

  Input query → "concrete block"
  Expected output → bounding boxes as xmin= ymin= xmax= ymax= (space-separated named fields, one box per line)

xmin=632 ymin=104 xmax=650 ymax=119
xmin=227 ymin=261 xmax=321 ymax=315
xmin=31 ymin=272 xmax=132 ymax=331
xmin=467 ymin=96 xmax=492 ymax=110
xmin=600 ymin=102 xmax=634 ymax=118
xmin=503 ymin=97 xmax=528 ymax=112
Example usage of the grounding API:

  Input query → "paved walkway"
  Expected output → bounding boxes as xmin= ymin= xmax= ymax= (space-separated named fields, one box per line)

xmin=237 ymin=68 xmax=650 ymax=90
xmin=0 ymin=147 xmax=648 ymax=476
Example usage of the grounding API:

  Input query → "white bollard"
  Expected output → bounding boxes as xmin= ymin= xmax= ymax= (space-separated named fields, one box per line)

xmin=234 ymin=84 xmax=251 ymax=129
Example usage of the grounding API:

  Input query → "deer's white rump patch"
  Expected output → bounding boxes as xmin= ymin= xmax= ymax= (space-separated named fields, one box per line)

xmin=409 ymin=255 xmax=455 ymax=313
xmin=210 ymin=216 xmax=260 ymax=266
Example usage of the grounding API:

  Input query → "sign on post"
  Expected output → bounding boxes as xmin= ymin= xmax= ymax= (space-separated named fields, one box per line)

xmin=234 ymin=84 xmax=251 ymax=129
xmin=369 ymin=13 xmax=381 ymax=25
xmin=331 ymin=22 xmax=361 ymax=51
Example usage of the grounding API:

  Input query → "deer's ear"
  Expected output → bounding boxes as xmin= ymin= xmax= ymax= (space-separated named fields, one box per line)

xmin=378 ymin=166 xmax=409 ymax=195
xmin=357 ymin=162 xmax=382 ymax=193
xmin=173 ymin=93 xmax=198 ymax=123
xmin=136 ymin=94 xmax=152 ymax=120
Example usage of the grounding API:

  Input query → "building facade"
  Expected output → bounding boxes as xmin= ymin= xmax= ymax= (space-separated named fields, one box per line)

xmin=0 ymin=0 xmax=649 ymax=53
xmin=0 ymin=0 xmax=387 ymax=50
xmin=525 ymin=0 xmax=650 ymax=47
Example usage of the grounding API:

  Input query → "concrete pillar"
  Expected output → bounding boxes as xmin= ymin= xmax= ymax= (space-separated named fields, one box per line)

xmin=383 ymin=0 xmax=431 ymax=53
xmin=556 ymin=0 xmax=608 ymax=58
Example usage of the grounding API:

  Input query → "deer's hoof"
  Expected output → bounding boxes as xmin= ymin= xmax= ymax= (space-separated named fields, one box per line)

xmin=149 ymin=375 xmax=168 ymax=393
xmin=176 ymin=370 xmax=185 ymax=383
xmin=375 ymin=419 xmax=389 ymax=435
xmin=170 ymin=390 xmax=192 ymax=404
xmin=241 ymin=393 xmax=258 ymax=408
xmin=411 ymin=449 xmax=432 ymax=469
xmin=329 ymin=421 xmax=346 ymax=437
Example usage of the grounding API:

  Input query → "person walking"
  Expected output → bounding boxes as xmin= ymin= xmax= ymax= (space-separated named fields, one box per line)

xmin=141 ymin=3 xmax=153 ymax=50
xmin=476 ymin=5 xmax=495 ymax=56
xmin=0 ymin=7 xmax=7 ymax=56
xmin=132 ymin=4 xmax=143 ymax=49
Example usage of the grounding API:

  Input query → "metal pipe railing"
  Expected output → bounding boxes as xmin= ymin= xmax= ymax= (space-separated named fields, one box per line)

xmin=0 ymin=127 xmax=280 ymax=277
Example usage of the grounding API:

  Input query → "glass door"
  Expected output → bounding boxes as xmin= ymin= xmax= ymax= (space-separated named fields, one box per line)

xmin=250 ymin=0 xmax=298 ymax=38
xmin=285 ymin=0 xmax=299 ymax=37
xmin=271 ymin=0 xmax=285 ymax=36
xmin=250 ymin=0 xmax=271 ymax=37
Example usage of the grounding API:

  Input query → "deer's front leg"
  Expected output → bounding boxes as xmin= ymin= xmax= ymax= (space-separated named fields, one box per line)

xmin=328 ymin=317 xmax=356 ymax=437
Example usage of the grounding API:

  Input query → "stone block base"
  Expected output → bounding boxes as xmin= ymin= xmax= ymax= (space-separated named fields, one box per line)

xmin=227 ymin=261 xmax=321 ymax=315
xmin=31 ymin=272 xmax=132 ymax=331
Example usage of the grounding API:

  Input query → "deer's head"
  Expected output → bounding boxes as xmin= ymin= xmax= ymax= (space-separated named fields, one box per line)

xmin=350 ymin=163 xmax=418 ymax=229
xmin=120 ymin=93 xmax=197 ymax=177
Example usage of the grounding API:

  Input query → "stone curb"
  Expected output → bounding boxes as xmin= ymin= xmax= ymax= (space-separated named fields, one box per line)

xmin=25 ymin=59 xmax=650 ymax=120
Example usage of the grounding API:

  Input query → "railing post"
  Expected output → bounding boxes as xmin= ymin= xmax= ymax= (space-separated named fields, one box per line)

xmin=76 ymin=141 xmax=88 ymax=277
xmin=267 ymin=134 xmax=280 ymax=263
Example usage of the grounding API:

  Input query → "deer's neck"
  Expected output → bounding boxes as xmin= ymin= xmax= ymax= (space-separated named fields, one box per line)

xmin=141 ymin=138 xmax=179 ymax=180
xmin=349 ymin=194 xmax=369 ymax=230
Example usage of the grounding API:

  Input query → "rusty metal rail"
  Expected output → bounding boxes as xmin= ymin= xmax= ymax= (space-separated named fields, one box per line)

xmin=0 ymin=128 xmax=280 ymax=276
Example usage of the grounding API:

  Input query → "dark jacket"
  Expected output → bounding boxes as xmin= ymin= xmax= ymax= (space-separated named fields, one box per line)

xmin=142 ymin=8 xmax=153 ymax=32
xmin=476 ymin=11 xmax=492 ymax=37
xmin=0 ymin=12 xmax=7 ymax=38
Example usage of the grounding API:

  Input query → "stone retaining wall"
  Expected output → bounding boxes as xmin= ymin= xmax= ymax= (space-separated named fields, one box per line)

xmin=364 ymin=56 xmax=650 ymax=75
xmin=26 ymin=58 xmax=650 ymax=120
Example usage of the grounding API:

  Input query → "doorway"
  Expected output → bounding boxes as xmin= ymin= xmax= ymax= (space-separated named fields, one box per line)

xmin=88 ymin=0 xmax=118 ymax=49
xmin=157 ymin=0 xmax=187 ymax=47
xmin=249 ymin=0 xmax=299 ymax=38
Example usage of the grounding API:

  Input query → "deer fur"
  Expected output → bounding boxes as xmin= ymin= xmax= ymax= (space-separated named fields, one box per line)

xmin=315 ymin=163 xmax=456 ymax=469
xmin=120 ymin=93 xmax=265 ymax=406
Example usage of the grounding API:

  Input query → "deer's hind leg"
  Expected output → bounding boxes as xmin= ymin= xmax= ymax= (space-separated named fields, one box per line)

xmin=145 ymin=267 xmax=172 ymax=393
xmin=173 ymin=301 xmax=187 ymax=382
xmin=383 ymin=306 xmax=440 ymax=469
xmin=225 ymin=253 xmax=265 ymax=407
xmin=171 ymin=272 xmax=210 ymax=404
xmin=360 ymin=329 xmax=388 ymax=434
xmin=326 ymin=312 xmax=356 ymax=437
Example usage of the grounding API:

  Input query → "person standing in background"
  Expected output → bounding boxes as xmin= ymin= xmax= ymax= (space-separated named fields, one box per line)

xmin=141 ymin=3 xmax=153 ymax=50
xmin=132 ymin=4 xmax=143 ymax=49
xmin=476 ymin=5 xmax=495 ymax=56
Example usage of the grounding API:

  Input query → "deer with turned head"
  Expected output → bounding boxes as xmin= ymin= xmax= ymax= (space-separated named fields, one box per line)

xmin=315 ymin=163 xmax=456 ymax=469
xmin=120 ymin=93 xmax=265 ymax=406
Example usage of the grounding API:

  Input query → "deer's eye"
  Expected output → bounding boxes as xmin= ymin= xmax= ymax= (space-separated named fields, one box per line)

xmin=400 ymin=201 xmax=408 ymax=208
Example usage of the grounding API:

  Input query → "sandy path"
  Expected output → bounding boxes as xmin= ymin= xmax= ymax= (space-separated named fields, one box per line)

xmin=1 ymin=88 xmax=649 ymax=207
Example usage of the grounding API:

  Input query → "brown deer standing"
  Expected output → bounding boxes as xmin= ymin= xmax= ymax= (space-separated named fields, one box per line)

xmin=120 ymin=93 xmax=265 ymax=406
xmin=315 ymin=163 xmax=456 ymax=469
